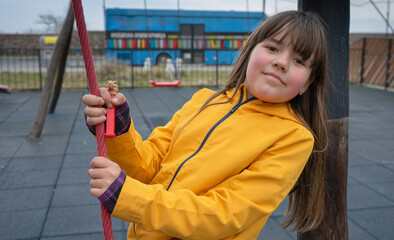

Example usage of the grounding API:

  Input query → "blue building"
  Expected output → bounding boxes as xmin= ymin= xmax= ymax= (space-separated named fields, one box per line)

xmin=105 ymin=8 xmax=265 ymax=65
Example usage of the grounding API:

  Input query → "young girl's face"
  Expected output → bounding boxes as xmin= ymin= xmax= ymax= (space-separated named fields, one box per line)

xmin=244 ymin=29 xmax=313 ymax=103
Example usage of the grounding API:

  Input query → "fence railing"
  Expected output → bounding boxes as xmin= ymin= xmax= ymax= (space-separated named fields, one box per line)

xmin=0 ymin=48 xmax=234 ymax=91
xmin=3 ymin=42 xmax=393 ymax=91
xmin=349 ymin=38 xmax=393 ymax=89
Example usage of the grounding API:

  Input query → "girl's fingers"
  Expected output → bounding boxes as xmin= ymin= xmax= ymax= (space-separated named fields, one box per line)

xmin=112 ymin=93 xmax=126 ymax=106
xmin=87 ymin=168 xmax=107 ymax=179
xmin=88 ymin=157 xmax=122 ymax=198
xmin=99 ymin=87 xmax=113 ymax=108
xmin=84 ymin=106 xmax=107 ymax=117
xmin=82 ymin=94 xmax=105 ymax=106
xmin=90 ymin=188 xmax=104 ymax=198
xmin=89 ymin=178 xmax=104 ymax=188
xmin=90 ymin=156 xmax=112 ymax=168
xmin=89 ymin=177 xmax=113 ymax=187
xmin=82 ymin=94 xmax=107 ymax=126
xmin=86 ymin=115 xmax=106 ymax=126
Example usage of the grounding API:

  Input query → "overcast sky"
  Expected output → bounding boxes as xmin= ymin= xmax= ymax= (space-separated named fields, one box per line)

xmin=0 ymin=0 xmax=393 ymax=34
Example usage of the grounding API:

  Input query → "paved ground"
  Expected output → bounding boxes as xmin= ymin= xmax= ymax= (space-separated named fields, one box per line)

xmin=0 ymin=85 xmax=393 ymax=240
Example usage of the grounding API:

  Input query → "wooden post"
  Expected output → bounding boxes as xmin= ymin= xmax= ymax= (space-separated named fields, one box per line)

xmin=49 ymin=16 xmax=74 ymax=114
xmin=298 ymin=1 xmax=349 ymax=240
xmin=29 ymin=1 xmax=74 ymax=140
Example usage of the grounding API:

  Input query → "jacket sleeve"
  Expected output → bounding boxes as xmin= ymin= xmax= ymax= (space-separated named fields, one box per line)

xmin=111 ymin=127 xmax=314 ymax=239
xmin=105 ymin=100 xmax=190 ymax=184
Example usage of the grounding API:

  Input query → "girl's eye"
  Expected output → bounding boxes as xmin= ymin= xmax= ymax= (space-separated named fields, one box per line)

xmin=267 ymin=46 xmax=277 ymax=52
xmin=294 ymin=58 xmax=305 ymax=66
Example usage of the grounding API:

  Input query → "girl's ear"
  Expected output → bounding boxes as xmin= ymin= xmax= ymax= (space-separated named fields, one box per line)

xmin=299 ymin=85 xmax=308 ymax=95
xmin=300 ymin=77 xmax=314 ymax=95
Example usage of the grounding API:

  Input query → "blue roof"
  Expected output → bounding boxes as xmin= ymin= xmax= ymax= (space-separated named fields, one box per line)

xmin=106 ymin=8 xmax=266 ymax=33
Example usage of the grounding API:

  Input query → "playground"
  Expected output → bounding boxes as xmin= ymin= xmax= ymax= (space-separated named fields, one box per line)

xmin=0 ymin=0 xmax=393 ymax=238
xmin=0 ymin=85 xmax=393 ymax=239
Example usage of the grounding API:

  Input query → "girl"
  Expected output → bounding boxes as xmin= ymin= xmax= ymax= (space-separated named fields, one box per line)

xmin=83 ymin=10 xmax=328 ymax=239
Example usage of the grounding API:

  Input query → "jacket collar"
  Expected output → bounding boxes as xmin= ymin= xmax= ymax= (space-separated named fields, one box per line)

xmin=224 ymin=84 xmax=249 ymax=102
xmin=224 ymin=84 xmax=303 ymax=125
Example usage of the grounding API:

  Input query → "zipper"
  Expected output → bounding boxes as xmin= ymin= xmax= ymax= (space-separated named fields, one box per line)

xmin=166 ymin=91 xmax=256 ymax=190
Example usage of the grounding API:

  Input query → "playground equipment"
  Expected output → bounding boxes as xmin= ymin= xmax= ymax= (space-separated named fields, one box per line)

xmin=149 ymin=80 xmax=181 ymax=87
xmin=149 ymin=58 xmax=182 ymax=87
xmin=0 ymin=85 xmax=11 ymax=93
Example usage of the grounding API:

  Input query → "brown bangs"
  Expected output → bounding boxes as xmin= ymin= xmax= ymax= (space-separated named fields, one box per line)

xmin=259 ymin=11 xmax=328 ymax=72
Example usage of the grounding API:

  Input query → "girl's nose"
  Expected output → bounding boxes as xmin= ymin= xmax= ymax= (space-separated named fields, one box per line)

xmin=272 ymin=54 xmax=289 ymax=72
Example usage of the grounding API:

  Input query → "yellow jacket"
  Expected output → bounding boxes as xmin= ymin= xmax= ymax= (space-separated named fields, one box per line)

xmin=106 ymin=85 xmax=314 ymax=239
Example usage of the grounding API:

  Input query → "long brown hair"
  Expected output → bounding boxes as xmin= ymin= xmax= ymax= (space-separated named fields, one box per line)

xmin=185 ymin=11 xmax=329 ymax=232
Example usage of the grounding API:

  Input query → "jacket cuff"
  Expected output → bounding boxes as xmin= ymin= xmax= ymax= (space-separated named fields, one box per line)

xmin=114 ymin=99 xmax=131 ymax=136
xmin=84 ymin=100 xmax=131 ymax=137
xmin=98 ymin=170 xmax=126 ymax=214
xmin=111 ymin=175 xmax=149 ymax=224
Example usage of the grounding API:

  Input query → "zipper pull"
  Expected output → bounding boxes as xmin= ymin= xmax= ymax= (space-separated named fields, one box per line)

xmin=230 ymin=89 xmax=245 ymax=113
xmin=230 ymin=103 xmax=241 ymax=113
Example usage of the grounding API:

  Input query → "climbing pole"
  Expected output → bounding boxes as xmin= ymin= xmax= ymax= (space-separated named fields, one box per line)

xmin=71 ymin=1 xmax=114 ymax=239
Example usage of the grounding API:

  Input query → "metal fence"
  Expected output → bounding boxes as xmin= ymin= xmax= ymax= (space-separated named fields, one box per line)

xmin=0 ymin=48 xmax=236 ymax=91
xmin=5 ymin=45 xmax=390 ymax=91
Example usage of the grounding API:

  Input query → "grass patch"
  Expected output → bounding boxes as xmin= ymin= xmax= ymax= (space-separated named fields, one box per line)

xmin=0 ymin=62 xmax=233 ymax=91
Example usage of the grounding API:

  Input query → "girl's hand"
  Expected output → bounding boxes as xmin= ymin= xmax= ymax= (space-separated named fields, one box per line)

xmin=87 ymin=156 xmax=121 ymax=197
xmin=82 ymin=87 xmax=126 ymax=126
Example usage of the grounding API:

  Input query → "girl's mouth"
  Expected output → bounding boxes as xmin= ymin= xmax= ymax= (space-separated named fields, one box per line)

xmin=264 ymin=72 xmax=285 ymax=85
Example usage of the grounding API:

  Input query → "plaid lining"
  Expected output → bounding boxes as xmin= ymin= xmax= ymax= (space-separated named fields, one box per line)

xmin=84 ymin=100 xmax=131 ymax=136
xmin=98 ymin=170 xmax=126 ymax=213
xmin=115 ymin=100 xmax=131 ymax=135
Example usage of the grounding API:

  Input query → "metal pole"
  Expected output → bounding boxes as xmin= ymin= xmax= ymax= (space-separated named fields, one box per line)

xmin=103 ymin=0 xmax=106 ymax=31
xmin=360 ymin=38 xmax=366 ymax=84
xmin=386 ymin=39 xmax=391 ymax=89
xmin=6 ymin=49 xmax=10 ymax=87
xmin=369 ymin=0 xmax=394 ymax=33
xmin=246 ymin=0 xmax=251 ymax=31
xmin=387 ymin=0 xmax=390 ymax=37
xmin=144 ymin=0 xmax=149 ymax=31
xmin=177 ymin=0 xmax=181 ymax=32
xmin=177 ymin=0 xmax=181 ymax=29
xmin=144 ymin=0 xmax=152 ymax=63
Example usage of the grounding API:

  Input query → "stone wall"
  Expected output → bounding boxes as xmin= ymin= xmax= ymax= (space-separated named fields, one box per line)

xmin=0 ymin=31 xmax=106 ymax=49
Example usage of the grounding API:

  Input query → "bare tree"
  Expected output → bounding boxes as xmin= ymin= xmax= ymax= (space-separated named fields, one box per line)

xmin=36 ymin=13 xmax=64 ymax=33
